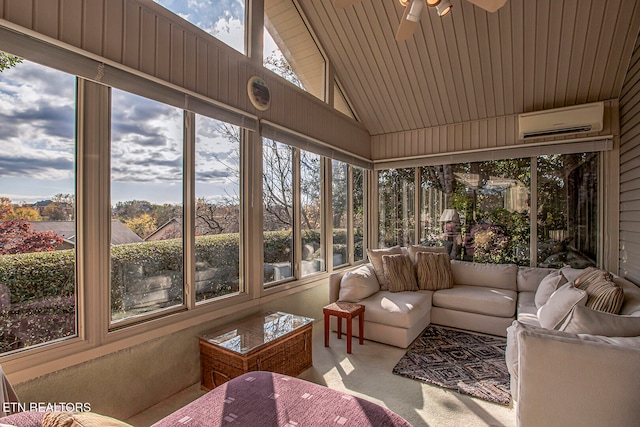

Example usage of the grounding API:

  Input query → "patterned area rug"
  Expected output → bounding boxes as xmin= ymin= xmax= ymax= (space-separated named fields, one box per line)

xmin=392 ymin=325 xmax=511 ymax=405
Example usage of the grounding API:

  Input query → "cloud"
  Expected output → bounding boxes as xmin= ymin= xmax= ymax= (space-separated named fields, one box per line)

xmin=196 ymin=169 xmax=235 ymax=181
xmin=155 ymin=0 xmax=245 ymax=51
xmin=0 ymin=153 xmax=73 ymax=179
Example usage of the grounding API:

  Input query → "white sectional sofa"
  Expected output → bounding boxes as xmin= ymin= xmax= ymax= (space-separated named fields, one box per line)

xmin=329 ymin=248 xmax=640 ymax=426
xmin=506 ymin=269 xmax=640 ymax=426
xmin=328 ymin=250 xmax=555 ymax=347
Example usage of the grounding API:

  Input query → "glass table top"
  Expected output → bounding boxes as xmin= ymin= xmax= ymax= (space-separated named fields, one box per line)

xmin=200 ymin=311 xmax=314 ymax=355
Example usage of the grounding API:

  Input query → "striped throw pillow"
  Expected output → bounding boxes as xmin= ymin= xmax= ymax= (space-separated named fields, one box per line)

xmin=382 ymin=254 xmax=418 ymax=292
xmin=574 ymin=268 xmax=624 ymax=314
xmin=415 ymin=252 xmax=453 ymax=291
xmin=574 ymin=267 xmax=612 ymax=290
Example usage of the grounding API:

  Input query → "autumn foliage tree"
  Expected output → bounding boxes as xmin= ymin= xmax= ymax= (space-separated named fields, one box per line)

xmin=0 ymin=220 xmax=63 ymax=255
xmin=0 ymin=197 xmax=62 ymax=254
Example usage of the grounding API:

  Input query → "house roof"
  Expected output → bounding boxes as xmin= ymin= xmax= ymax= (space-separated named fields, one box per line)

xmin=29 ymin=220 xmax=143 ymax=246
xmin=294 ymin=0 xmax=640 ymax=136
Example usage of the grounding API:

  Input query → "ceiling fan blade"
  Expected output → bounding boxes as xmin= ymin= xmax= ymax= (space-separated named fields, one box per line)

xmin=396 ymin=0 xmax=423 ymax=41
xmin=334 ymin=0 xmax=363 ymax=9
xmin=466 ymin=0 xmax=508 ymax=13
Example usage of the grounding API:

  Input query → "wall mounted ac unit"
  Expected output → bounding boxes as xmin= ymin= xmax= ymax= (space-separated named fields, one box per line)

xmin=518 ymin=102 xmax=604 ymax=139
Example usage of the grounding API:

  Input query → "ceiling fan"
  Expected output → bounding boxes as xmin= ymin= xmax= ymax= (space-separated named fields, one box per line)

xmin=334 ymin=0 xmax=508 ymax=41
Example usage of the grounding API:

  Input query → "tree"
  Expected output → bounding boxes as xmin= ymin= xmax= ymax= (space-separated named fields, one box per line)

xmin=0 ymin=198 xmax=14 ymax=219
xmin=12 ymin=206 xmax=42 ymax=221
xmin=0 ymin=219 xmax=62 ymax=254
xmin=42 ymin=194 xmax=74 ymax=221
xmin=264 ymin=51 xmax=303 ymax=89
xmin=0 ymin=52 xmax=22 ymax=72
xmin=124 ymin=213 xmax=157 ymax=239
xmin=263 ymin=139 xmax=293 ymax=231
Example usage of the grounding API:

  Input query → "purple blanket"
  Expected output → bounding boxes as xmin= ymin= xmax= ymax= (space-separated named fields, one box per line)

xmin=152 ymin=371 xmax=411 ymax=426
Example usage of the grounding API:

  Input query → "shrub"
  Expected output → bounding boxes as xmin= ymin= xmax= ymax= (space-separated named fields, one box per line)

xmin=0 ymin=250 xmax=75 ymax=304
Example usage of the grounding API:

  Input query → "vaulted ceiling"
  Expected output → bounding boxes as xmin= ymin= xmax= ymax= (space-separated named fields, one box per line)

xmin=298 ymin=0 xmax=640 ymax=136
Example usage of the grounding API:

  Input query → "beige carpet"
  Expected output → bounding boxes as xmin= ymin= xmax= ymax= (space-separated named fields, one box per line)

xmin=128 ymin=321 xmax=516 ymax=427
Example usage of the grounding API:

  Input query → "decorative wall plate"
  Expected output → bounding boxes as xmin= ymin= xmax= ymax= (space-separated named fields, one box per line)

xmin=247 ymin=76 xmax=271 ymax=111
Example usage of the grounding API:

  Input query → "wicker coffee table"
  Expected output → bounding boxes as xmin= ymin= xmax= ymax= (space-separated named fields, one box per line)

xmin=199 ymin=311 xmax=313 ymax=390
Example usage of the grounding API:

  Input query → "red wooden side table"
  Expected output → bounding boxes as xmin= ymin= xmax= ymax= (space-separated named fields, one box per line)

xmin=323 ymin=301 xmax=365 ymax=354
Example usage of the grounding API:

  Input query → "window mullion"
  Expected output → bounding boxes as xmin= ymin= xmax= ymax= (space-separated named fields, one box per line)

xmin=293 ymin=148 xmax=301 ymax=279
xmin=325 ymin=159 xmax=334 ymax=271
xmin=184 ymin=111 xmax=196 ymax=308
xmin=78 ymin=78 xmax=111 ymax=345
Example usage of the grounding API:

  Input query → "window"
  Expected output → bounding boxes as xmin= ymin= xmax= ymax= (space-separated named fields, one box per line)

xmin=353 ymin=166 xmax=365 ymax=262
xmin=195 ymin=117 xmax=241 ymax=303
xmin=383 ymin=154 xmax=599 ymax=267
xmin=334 ymin=80 xmax=356 ymax=120
xmin=378 ymin=168 xmax=416 ymax=248
xmin=110 ymin=89 xmax=184 ymax=323
xmin=443 ymin=159 xmax=531 ymax=265
xmin=154 ymin=0 xmax=245 ymax=54
xmin=263 ymin=138 xmax=294 ymax=284
xmin=300 ymin=150 xmax=324 ymax=276
xmin=537 ymin=153 xmax=598 ymax=268
xmin=0 ymin=57 xmax=77 ymax=354
xmin=332 ymin=160 xmax=348 ymax=267
xmin=264 ymin=0 xmax=326 ymax=100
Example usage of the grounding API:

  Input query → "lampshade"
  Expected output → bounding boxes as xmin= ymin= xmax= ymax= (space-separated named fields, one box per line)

xmin=439 ymin=208 xmax=460 ymax=223
xmin=436 ymin=0 xmax=453 ymax=16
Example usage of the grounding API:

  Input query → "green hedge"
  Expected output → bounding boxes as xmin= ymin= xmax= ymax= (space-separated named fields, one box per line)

xmin=0 ymin=250 xmax=75 ymax=304
xmin=1 ymin=229 xmax=363 ymax=310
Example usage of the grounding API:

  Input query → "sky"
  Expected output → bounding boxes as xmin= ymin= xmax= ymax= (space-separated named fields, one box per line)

xmin=0 ymin=0 xmax=281 ymax=206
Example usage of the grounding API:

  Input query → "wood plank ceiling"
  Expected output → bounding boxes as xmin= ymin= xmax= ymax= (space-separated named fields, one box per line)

xmin=297 ymin=0 xmax=640 ymax=136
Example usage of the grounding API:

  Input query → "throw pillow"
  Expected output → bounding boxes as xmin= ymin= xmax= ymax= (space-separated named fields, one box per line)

xmin=537 ymin=283 xmax=588 ymax=330
xmin=573 ymin=267 xmax=612 ymax=290
xmin=558 ymin=266 xmax=588 ymax=283
xmin=415 ymin=252 xmax=453 ymax=291
xmin=367 ymin=246 xmax=403 ymax=290
xmin=573 ymin=268 xmax=624 ymax=314
xmin=43 ymin=412 xmax=133 ymax=427
xmin=584 ymin=280 xmax=625 ymax=314
xmin=382 ymin=254 xmax=418 ymax=292
xmin=406 ymin=244 xmax=447 ymax=263
xmin=534 ymin=271 xmax=568 ymax=309
xmin=562 ymin=305 xmax=640 ymax=336
xmin=338 ymin=264 xmax=380 ymax=302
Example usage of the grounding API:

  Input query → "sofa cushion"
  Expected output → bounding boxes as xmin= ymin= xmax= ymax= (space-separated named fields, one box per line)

xmin=339 ymin=264 xmax=380 ymax=302
xmin=450 ymin=261 xmax=518 ymax=290
xmin=407 ymin=244 xmax=447 ymax=263
xmin=562 ymin=305 xmax=640 ymax=336
xmin=534 ymin=271 xmax=568 ymax=309
xmin=537 ymin=283 xmax=587 ymax=330
xmin=517 ymin=292 xmax=537 ymax=315
xmin=358 ymin=290 xmax=432 ymax=329
xmin=432 ymin=285 xmax=517 ymax=318
xmin=415 ymin=252 xmax=452 ymax=291
xmin=383 ymin=254 xmax=418 ymax=292
xmin=517 ymin=266 xmax=557 ymax=292
xmin=367 ymin=246 xmax=403 ymax=291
